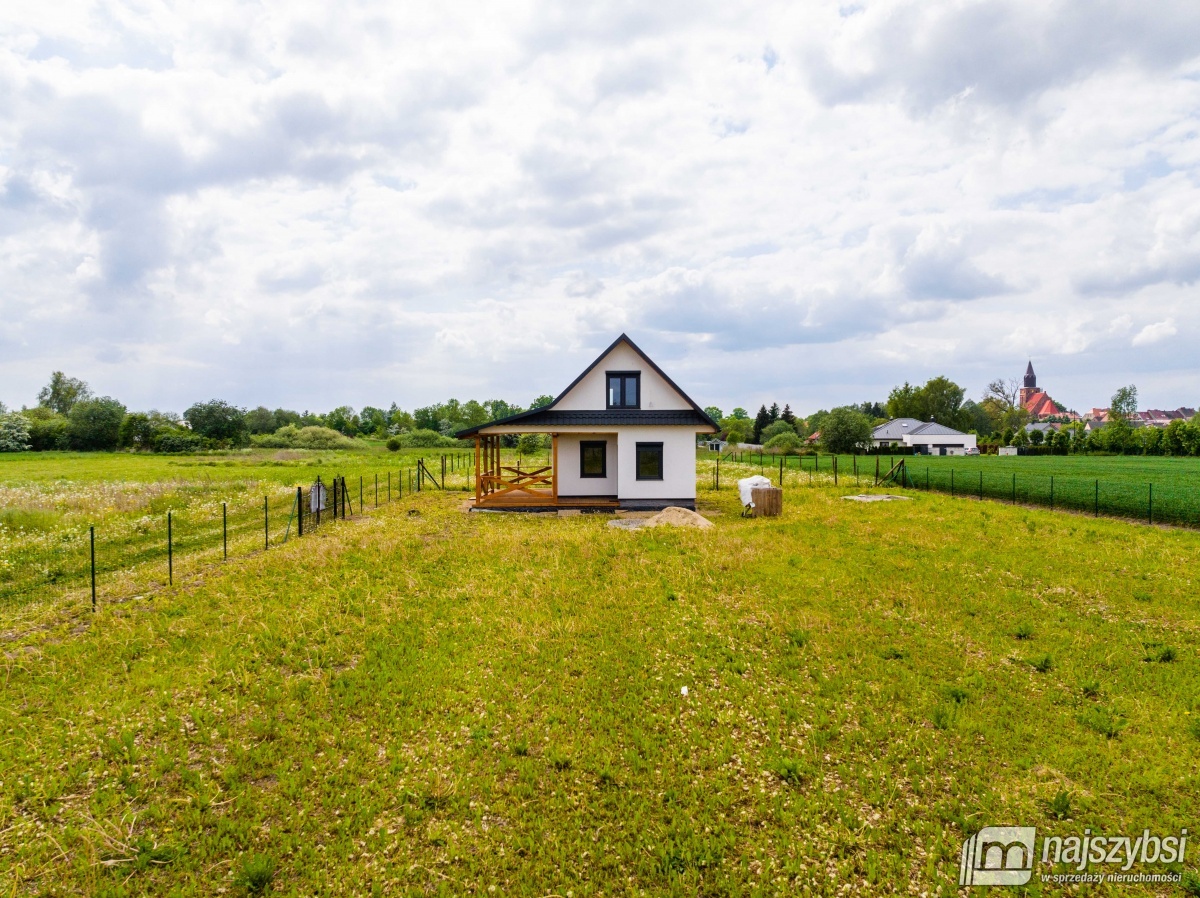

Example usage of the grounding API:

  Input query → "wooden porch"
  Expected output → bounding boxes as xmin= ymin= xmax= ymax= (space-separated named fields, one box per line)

xmin=473 ymin=433 xmax=618 ymax=510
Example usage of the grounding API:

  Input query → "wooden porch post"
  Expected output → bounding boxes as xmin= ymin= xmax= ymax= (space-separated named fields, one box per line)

xmin=474 ymin=436 xmax=481 ymax=505
xmin=551 ymin=433 xmax=559 ymax=502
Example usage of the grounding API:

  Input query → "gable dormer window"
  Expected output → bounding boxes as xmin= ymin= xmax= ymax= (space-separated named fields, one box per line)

xmin=606 ymin=372 xmax=640 ymax=409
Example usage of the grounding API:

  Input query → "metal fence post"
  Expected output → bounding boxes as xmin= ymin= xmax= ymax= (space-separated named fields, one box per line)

xmin=375 ymin=473 xmax=379 ymax=508
xmin=1050 ymin=476 xmax=1054 ymax=510
xmin=951 ymin=469 xmax=955 ymax=498
xmin=223 ymin=502 xmax=228 ymax=560
xmin=316 ymin=476 xmax=322 ymax=526
xmin=1149 ymin=483 xmax=1153 ymax=525
xmin=90 ymin=525 xmax=96 ymax=612
xmin=1094 ymin=480 xmax=1099 ymax=517
xmin=167 ymin=511 xmax=173 ymax=585
xmin=979 ymin=471 xmax=983 ymax=500
xmin=264 ymin=495 xmax=269 ymax=550
xmin=833 ymin=455 xmax=838 ymax=486
xmin=1012 ymin=473 xmax=1016 ymax=505
xmin=360 ymin=475 xmax=364 ymax=514
xmin=297 ymin=486 xmax=304 ymax=536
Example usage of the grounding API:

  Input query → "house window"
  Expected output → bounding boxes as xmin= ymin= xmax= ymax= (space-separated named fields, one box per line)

xmin=606 ymin=372 xmax=640 ymax=409
xmin=580 ymin=441 xmax=607 ymax=478
xmin=635 ymin=442 xmax=663 ymax=480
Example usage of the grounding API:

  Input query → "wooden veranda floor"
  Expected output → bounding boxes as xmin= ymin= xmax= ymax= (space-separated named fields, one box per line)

xmin=471 ymin=493 xmax=619 ymax=510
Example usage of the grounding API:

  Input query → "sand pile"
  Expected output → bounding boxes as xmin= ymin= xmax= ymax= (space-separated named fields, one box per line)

xmin=643 ymin=507 xmax=714 ymax=530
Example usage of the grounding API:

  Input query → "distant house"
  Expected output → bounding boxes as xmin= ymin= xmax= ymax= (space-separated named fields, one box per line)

xmin=456 ymin=334 xmax=718 ymax=511
xmin=1024 ymin=422 xmax=1059 ymax=435
xmin=1133 ymin=408 xmax=1197 ymax=428
xmin=871 ymin=419 xmax=977 ymax=456
xmin=1084 ymin=407 xmax=1195 ymax=430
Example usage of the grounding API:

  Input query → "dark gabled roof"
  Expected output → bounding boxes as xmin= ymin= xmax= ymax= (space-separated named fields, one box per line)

xmin=455 ymin=334 xmax=719 ymax=438
xmin=463 ymin=409 xmax=711 ymax=433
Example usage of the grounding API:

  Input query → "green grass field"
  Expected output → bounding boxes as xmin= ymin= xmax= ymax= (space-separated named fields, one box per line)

xmin=708 ymin=451 xmax=1200 ymax=528
xmin=3 ymin=455 xmax=1199 ymax=895
xmin=0 ymin=449 xmax=478 ymax=609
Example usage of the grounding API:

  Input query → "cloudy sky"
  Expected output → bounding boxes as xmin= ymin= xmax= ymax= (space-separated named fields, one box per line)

xmin=2 ymin=0 xmax=1198 ymax=417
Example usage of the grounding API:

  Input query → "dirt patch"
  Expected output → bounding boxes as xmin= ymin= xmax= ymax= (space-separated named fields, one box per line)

xmin=609 ymin=507 xmax=713 ymax=531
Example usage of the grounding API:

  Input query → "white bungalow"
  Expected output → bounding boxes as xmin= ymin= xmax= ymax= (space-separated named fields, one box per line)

xmin=456 ymin=335 xmax=718 ymax=510
xmin=871 ymin=418 xmax=977 ymax=456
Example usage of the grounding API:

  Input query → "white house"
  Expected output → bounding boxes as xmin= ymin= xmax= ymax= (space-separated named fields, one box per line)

xmin=871 ymin=418 xmax=977 ymax=456
xmin=456 ymin=335 xmax=718 ymax=510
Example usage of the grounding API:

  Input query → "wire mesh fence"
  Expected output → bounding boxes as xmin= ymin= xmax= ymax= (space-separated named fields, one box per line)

xmin=697 ymin=449 xmax=1200 ymax=528
xmin=0 ymin=453 xmax=474 ymax=611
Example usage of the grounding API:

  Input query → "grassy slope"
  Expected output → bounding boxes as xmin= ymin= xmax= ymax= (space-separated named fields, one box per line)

xmin=2 ymin=483 xmax=1199 ymax=896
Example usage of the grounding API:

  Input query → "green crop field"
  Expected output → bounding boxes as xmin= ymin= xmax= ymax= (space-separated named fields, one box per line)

xmin=2 ymin=455 xmax=1200 ymax=895
xmin=707 ymin=451 xmax=1200 ymax=528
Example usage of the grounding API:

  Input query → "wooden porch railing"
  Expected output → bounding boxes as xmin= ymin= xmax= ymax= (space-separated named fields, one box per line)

xmin=475 ymin=435 xmax=559 ymax=506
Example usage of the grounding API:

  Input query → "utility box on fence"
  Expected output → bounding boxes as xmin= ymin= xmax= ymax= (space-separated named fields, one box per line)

xmin=751 ymin=487 xmax=783 ymax=517
xmin=310 ymin=482 xmax=327 ymax=512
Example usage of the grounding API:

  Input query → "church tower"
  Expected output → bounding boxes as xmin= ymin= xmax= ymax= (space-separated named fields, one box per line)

xmin=1020 ymin=361 xmax=1037 ymax=405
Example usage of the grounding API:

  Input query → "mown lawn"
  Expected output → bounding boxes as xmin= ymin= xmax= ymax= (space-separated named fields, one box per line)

xmin=2 ymin=480 xmax=1199 ymax=896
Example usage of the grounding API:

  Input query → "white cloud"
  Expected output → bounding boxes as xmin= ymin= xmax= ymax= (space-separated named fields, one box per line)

xmin=1132 ymin=318 xmax=1178 ymax=346
xmin=0 ymin=0 xmax=1199 ymax=416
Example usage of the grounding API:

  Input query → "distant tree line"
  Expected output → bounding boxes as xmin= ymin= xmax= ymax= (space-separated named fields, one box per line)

xmin=706 ymin=378 xmax=1200 ymax=457
xmin=0 ymin=372 xmax=556 ymax=454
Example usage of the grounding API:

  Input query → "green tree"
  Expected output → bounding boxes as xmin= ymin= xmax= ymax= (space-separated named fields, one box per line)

xmin=359 ymin=406 xmax=387 ymax=436
xmin=324 ymin=406 xmax=360 ymax=436
xmin=919 ymin=376 xmax=968 ymax=429
xmin=530 ymin=394 xmax=554 ymax=409
xmin=961 ymin=399 xmax=993 ymax=436
xmin=461 ymin=401 xmax=489 ymax=429
xmin=1103 ymin=385 xmax=1137 ymax=454
xmin=1110 ymin=385 xmax=1138 ymax=422
xmin=721 ymin=418 xmax=752 ymax=444
xmin=752 ymin=405 xmax=771 ymax=443
xmin=22 ymin=406 xmax=70 ymax=450
xmin=730 ymin=407 xmax=749 ymax=420
xmin=855 ymin=401 xmax=885 ymax=419
xmin=704 ymin=406 xmax=724 ymax=423
xmin=807 ymin=409 xmax=830 ymax=438
xmin=517 ymin=433 xmax=548 ymax=458
xmin=273 ymin=408 xmax=302 ymax=428
xmin=760 ymin=420 xmax=797 ymax=442
xmin=119 ymin=413 xmax=157 ymax=450
xmin=1011 ymin=428 xmax=1029 ymax=448
xmin=184 ymin=400 xmax=249 ymax=447
xmin=886 ymin=382 xmax=922 ymax=419
xmin=819 ymin=407 xmax=872 ymax=454
xmin=68 ymin=397 xmax=126 ymax=450
xmin=1137 ymin=426 xmax=1162 ymax=456
xmin=780 ymin=404 xmax=796 ymax=425
xmin=1182 ymin=419 xmax=1200 ymax=456
xmin=1163 ymin=419 xmax=1189 ymax=456
xmin=37 ymin=372 xmax=92 ymax=416
xmin=764 ymin=431 xmax=802 ymax=454
xmin=245 ymin=406 xmax=277 ymax=435
xmin=1029 ymin=428 xmax=1044 ymax=446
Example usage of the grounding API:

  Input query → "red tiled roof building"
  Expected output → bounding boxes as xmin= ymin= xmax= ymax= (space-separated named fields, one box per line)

xmin=1019 ymin=362 xmax=1063 ymax=421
